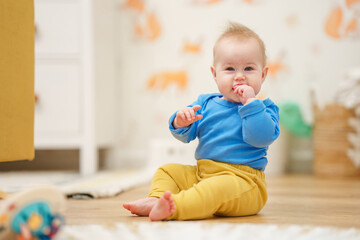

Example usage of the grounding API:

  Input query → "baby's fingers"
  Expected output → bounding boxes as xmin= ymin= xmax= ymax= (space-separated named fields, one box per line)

xmin=176 ymin=110 xmax=186 ymax=121
xmin=194 ymin=114 xmax=203 ymax=121
xmin=176 ymin=108 xmax=193 ymax=122
xmin=192 ymin=105 xmax=201 ymax=113
xmin=234 ymin=86 xmax=244 ymax=95
xmin=233 ymin=86 xmax=239 ymax=94
xmin=185 ymin=107 xmax=196 ymax=121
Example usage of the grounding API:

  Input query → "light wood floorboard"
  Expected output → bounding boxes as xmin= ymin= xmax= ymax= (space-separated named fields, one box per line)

xmin=65 ymin=174 xmax=360 ymax=229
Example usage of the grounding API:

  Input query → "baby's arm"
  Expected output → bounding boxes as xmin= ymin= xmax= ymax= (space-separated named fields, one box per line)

xmin=173 ymin=105 xmax=203 ymax=129
xmin=239 ymin=100 xmax=280 ymax=148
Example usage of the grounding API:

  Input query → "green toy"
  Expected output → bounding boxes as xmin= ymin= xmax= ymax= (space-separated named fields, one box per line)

xmin=279 ymin=102 xmax=312 ymax=137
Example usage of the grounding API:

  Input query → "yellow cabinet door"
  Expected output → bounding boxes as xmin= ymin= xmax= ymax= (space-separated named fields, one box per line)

xmin=0 ymin=0 xmax=35 ymax=162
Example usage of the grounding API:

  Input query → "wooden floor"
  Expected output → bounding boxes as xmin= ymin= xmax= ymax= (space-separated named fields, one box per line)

xmin=65 ymin=174 xmax=360 ymax=229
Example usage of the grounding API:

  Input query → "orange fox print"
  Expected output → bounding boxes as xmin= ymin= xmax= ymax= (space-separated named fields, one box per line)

xmin=134 ymin=12 xmax=161 ymax=41
xmin=122 ymin=0 xmax=162 ymax=41
xmin=346 ymin=17 xmax=358 ymax=33
xmin=192 ymin=0 xmax=224 ymax=5
xmin=325 ymin=6 xmax=345 ymax=38
xmin=346 ymin=0 xmax=360 ymax=7
xmin=325 ymin=0 xmax=360 ymax=39
xmin=205 ymin=0 xmax=224 ymax=5
xmin=122 ymin=0 xmax=145 ymax=12
xmin=267 ymin=60 xmax=287 ymax=79
xmin=147 ymin=71 xmax=188 ymax=91
xmin=182 ymin=40 xmax=202 ymax=54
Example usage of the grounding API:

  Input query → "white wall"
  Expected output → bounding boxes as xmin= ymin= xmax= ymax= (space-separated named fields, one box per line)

xmin=106 ymin=0 xmax=360 ymax=168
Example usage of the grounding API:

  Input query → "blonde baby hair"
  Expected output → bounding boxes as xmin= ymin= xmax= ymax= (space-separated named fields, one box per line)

xmin=213 ymin=22 xmax=267 ymax=66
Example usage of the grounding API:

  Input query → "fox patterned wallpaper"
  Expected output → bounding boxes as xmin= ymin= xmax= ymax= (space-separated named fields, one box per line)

xmin=110 ymin=0 xmax=360 ymax=166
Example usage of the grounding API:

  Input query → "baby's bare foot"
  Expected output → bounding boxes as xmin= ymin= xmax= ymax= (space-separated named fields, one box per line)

xmin=149 ymin=191 xmax=175 ymax=221
xmin=123 ymin=197 xmax=158 ymax=216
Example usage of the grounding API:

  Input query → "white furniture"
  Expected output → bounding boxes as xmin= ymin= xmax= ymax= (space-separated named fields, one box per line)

xmin=34 ymin=0 xmax=115 ymax=175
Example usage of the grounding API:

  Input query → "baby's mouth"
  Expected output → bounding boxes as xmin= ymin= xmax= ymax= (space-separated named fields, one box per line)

xmin=232 ymin=84 xmax=243 ymax=91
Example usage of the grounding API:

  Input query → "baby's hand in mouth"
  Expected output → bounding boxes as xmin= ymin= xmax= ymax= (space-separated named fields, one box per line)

xmin=233 ymin=85 xmax=256 ymax=104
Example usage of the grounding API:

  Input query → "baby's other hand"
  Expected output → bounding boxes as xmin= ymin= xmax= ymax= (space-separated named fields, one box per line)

xmin=173 ymin=105 xmax=203 ymax=129
xmin=234 ymin=85 xmax=256 ymax=105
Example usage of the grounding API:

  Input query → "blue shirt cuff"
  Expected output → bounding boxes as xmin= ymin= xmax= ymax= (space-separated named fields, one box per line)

xmin=238 ymin=99 xmax=265 ymax=118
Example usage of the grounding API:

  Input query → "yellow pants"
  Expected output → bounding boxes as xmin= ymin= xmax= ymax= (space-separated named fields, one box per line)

xmin=148 ymin=159 xmax=267 ymax=220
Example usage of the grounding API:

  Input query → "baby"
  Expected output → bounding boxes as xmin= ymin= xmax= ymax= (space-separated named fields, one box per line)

xmin=123 ymin=22 xmax=280 ymax=221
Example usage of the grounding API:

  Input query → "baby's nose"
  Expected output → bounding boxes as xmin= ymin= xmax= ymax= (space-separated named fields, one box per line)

xmin=234 ymin=72 xmax=245 ymax=81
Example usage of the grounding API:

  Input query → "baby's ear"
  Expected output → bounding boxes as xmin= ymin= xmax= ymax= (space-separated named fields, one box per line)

xmin=262 ymin=66 xmax=269 ymax=82
xmin=210 ymin=66 xmax=216 ymax=79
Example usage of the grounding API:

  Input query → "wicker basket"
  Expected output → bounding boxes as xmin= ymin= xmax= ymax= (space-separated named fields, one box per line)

xmin=313 ymin=104 xmax=360 ymax=178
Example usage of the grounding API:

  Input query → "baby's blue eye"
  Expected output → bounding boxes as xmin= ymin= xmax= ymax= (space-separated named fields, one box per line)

xmin=226 ymin=67 xmax=235 ymax=71
xmin=245 ymin=67 xmax=253 ymax=71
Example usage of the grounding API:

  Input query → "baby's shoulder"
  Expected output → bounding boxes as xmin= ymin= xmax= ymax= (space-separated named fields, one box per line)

xmin=197 ymin=93 xmax=222 ymax=104
xmin=262 ymin=98 xmax=279 ymax=113
xmin=262 ymin=98 xmax=276 ymax=106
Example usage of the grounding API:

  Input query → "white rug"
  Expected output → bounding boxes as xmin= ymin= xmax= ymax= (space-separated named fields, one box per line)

xmin=61 ymin=168 xmax=153 ymax=198
xmin=57 ymin=222 xmax=360 ymax=240
xmin=0 ymin=169 xmax=153 ymax=199
xmin=0 ymin=171 xmax=79 ymax=193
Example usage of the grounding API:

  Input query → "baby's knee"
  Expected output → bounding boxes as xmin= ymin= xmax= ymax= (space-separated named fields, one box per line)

xmin=158 ymin=163 xmax=193 ymax=172
xmin=158 ymin=163 xmax=183 ymax=172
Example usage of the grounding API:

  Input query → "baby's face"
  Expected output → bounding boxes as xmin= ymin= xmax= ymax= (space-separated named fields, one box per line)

xmin=211 ymin=37 xmax=267 ymax=103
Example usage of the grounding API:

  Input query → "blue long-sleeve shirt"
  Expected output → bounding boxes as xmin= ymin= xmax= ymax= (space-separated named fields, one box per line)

xmin=169 ymin=93 xmax=280 ymax=171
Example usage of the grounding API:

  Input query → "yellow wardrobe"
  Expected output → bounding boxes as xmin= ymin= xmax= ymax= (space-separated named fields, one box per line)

xmin=0 ymin=0 xmax=35 ymax=162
